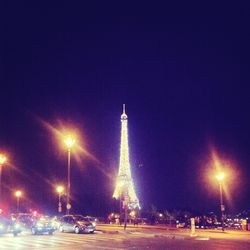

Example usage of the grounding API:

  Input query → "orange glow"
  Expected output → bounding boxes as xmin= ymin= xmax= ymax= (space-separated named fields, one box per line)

xmin=64 ymin=135 xmax=76 ymax=149
xmin=215 ymin=172 xmax=225 ymax=182
xmin=0 ymin=154 xmax=7 ymax=165
xmin=35 ymin=116 xmax=114 ymax=182
xmin=203 ymin=147 xmax=241 ymax=207
xmin=15 ymin=190 xmax=22 ymax=198
xmin=130 ymin=211 xmax=135 ymax=217
xmin=56 ymin=185 xmax=64 ymax=194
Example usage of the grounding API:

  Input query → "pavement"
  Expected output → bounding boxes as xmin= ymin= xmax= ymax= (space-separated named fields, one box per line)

xmin=0 ymin=225 xmax=249 ymax=249
xmin=96 ymin=223 xmax=250 ymax=241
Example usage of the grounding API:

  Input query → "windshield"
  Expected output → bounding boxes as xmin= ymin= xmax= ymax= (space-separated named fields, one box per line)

xmin=73 ymin=216 xmax=88 ymax=222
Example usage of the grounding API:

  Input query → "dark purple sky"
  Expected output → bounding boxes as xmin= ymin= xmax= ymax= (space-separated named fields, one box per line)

xmin=1 ymin=2 xmax=250 ymax=215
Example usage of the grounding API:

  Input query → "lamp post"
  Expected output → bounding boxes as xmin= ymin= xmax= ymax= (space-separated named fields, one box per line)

xmin=123 ymin=191 xmax=129 ymax=230
xmin=15 ymin=190 xmax=22 ymax=213
xmin=56 ymin=185 xmax=64 ymax=214
xmin=0 ymin=154 xmax=7 ymax=203
xmin=64 ymin=136 xmax=75 ymax=214
xmin=215 ymin=172 xmax=225 ymax=231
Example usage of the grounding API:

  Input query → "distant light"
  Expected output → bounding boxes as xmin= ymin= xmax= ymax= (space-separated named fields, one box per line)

xmin=56 ymin=185 xmax=64 ymax=194
xmin=64 ymin=136 xmax=76 ymax=149
xmin=0 ymin=154 xmax=7 ymax=165
xmin=216 ymin=172 xmax=225 ymax=182
xmin=15 ymin=190 xmax=22 ymax=198
xmin=130 ymin=211 xmax=135 ymax=217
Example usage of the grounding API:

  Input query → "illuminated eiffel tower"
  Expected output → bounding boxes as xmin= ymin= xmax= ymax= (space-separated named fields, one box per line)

xmin=113 ymin=104 xmax=139 ymax=209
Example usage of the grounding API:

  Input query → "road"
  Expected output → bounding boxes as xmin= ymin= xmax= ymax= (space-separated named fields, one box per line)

xmin=0 ymin=225 xmax=249 ymax=249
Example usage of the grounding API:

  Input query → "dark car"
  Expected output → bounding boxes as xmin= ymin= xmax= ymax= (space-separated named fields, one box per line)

xmin=31 ymin=216 xmax=57 ymax=235
xmin=0 ymin=215 xmax=21 ymax=236
xmin=13 ymin=213 xmax=33 ymax=231
xmin=59 ymin=215 xmax=96 ymax=234
xmin=0 ymin=215 xmax=9 ymax=234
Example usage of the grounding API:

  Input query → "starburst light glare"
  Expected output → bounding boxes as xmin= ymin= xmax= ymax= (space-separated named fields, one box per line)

xmin=56 ymin=185 xmax=64 ymax=194
xmin=216 ymin=172 xmax=225 ymax=182
xmin=15 ymin=190 xmax=22 ymax=198
xmin=64 ymin=136 xmax=76 ymax=149
xmin=0 ymin=154 xmax=7 ymax=165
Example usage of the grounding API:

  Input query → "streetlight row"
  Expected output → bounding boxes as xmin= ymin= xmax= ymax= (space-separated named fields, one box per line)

xmin=1 ymin=137 xmax=227 ymax=225
xmin=1 ymin=186 xmax=65 ymax=214
xmin=0 ymin=134 xmax=76 ymax=215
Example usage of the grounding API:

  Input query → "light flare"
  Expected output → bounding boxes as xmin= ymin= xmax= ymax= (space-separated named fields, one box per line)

xmin=0 ymin=154 xmax=7 ymax=165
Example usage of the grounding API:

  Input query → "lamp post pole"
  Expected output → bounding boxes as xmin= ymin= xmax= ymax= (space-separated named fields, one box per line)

xmin=15 ymin=191 xmax=22 ymax=213
xmin=216 ymin=172 xmax=225 ymax=232
xmin=0 ymin=154 xmax=7 ymax=203
xmin=58 ymin=191 xmax=62 ymax=213
xmin=56 ymin=186 xmax=64 ymax=214
xmin=17 ymin=196 xmax=20 ymax=213
xmin=123 ymin=187 xmax=129 ymax=230
xmin=67 ymin=148 xmax=71 ymax=215
xmin=219 ymin=181 xmax=225 ymax=231
xmin=0 ymin=165 xmax=2 ymax=202
xmin=64 ymin=135 xmax=75 ymax=215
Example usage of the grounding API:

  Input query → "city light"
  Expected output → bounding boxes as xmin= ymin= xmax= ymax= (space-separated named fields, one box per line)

xmin=63 ymin=133 xmax=76 ymax=214
xmin=15 ymin=190 xmax=22 ymax=213
xmin=216 ymin=172 xmax=225 ymax=182
xmin=64 ymin=135 xmax=76 ymax=149
xmin=0 ymin=154 xmax=7 ymax=165
xmin=0 ymin=153 xmax=7 ymax=203
xmin=15 ymin=190 xmax=22 ymax=198
xmin=56 ymin=185 xmax=64 ymax=213
xmin=130 ymin=211 xmax=135 ymax=217
xmin=56 ymin=185 xmax=64 ymax=194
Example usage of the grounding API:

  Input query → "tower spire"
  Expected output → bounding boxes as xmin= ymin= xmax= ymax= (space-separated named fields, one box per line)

xmin=123 ymin=104 xmax=126 ymax=114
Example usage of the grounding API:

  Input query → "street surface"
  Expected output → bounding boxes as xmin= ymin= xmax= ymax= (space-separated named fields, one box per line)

xmin=0 ymin=224 xmax=249 ymax=249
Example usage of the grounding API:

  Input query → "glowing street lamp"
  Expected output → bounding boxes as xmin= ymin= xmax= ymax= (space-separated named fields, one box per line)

xmin=64 ymin=135 xmax=76 ymax=214
xmin=56 ymin=185 xmax=64 ymax=213
xmin=215 ymin=171 xmax=225 ymax=231
xmin=0 ymin=154 xmax=7 ymax=202
xmin=15 ymin=190 xmax=22 ymax=213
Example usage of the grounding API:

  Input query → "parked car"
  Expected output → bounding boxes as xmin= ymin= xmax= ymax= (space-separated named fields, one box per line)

xmin=59 ymin=215 xmax=96 ymax=234
xmin=31 ymin=215 xmax=57 ymax=235
xmin=83 ymin=216 xmax=97 ymax=227
xmin=0 ymin=215 xmax=21 ymax=236
xmin=12 ymin=213 xmax=33 ymax=231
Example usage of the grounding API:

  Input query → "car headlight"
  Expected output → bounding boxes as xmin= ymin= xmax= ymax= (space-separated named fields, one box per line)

xmin=15 ymin=223 xmax=20 ymax=228
xmin=92 ymin=222 xmax=96 ymax=227
xmin=51 ymin=222 xmax=56 ymax=227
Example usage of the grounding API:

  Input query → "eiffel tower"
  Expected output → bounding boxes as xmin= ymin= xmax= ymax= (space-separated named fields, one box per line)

xmin=113 ymin=104 xmax=139 ymax=209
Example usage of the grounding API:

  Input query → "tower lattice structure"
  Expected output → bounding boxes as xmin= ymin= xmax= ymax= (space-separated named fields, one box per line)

xmin=113 ymin=105 xmax=139 ymax=208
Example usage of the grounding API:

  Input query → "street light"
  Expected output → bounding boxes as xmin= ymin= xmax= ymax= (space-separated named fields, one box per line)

xmin=215 ymin=171 xmax=225 ymax=231
xmin=15 ymin=190 xmax=22 ymax=213
xmin=64 ymin=135 xmax=76 ymax=214
xmin=0 ymin=154 xmax=7 ymax=202
xmin=56 ymin=185 xmax=64 ymax=214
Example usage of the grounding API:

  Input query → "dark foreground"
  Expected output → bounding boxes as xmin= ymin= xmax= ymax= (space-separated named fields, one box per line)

xmin=0 ymin=225 xmax=249 ymax=249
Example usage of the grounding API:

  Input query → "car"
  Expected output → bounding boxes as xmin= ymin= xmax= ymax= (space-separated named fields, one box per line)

xmin=12 ymin=213 xmax=33 ymax=231
xmin=59 ymin=215 xmax=96 ymax=234
xmin=0 ymin=215 xmax=21 ymax=236
xmin=83 ymin=216 xmax=97 ymax=227
xmin=31 ymin=216 xmax=57 ymax=235
xmin=0 ymin=215 xmax=9 ymax=234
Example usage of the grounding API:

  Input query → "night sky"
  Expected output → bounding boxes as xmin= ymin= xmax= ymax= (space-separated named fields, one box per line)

xmin=1 ymin=2 xmax=250 ymax=216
